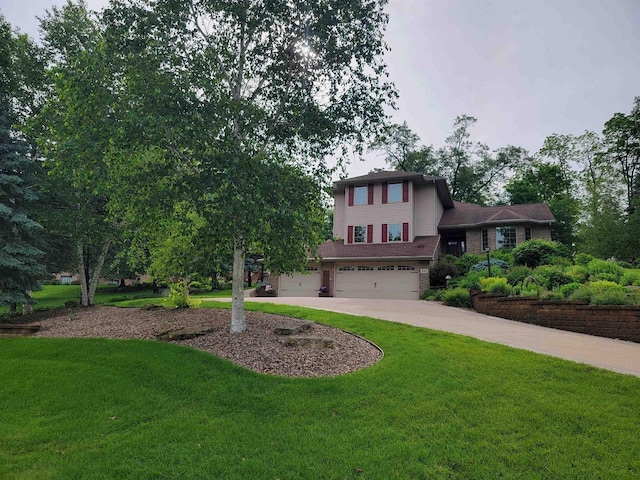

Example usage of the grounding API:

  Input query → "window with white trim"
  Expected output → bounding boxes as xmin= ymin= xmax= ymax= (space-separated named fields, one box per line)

xmin=482 ymin=229 xmax=489 ymax=251
xmin=377 ymin=265 xmax=395 ymax=271
xmin=357 ymin=266 xmax=374 ymax=271
xmin=388 ymin=182 xmax=402 ymax=203
xmin=354 ymin=225 xmax=367 ymax=243
xmin=388 ymin=223 xmax=401 ymax=242
xmin=305 ymin=266 xmax=318 ymax=271
xmin=397 ymin=265 xmax=415 ymax=271
xmin=338 ymin=266 xmax=355 ymax=271
xmin=354 ymin=185 xmax=368 ymax=205
xmin=496 ymin=226 xmax=516 ymax=249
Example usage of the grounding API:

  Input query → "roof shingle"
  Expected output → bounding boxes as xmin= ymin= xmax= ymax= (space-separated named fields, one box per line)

xmin=314 ymin=236 xmax=440 ymax=261
xmin=439 ymin=202 xmax=555 ymax=228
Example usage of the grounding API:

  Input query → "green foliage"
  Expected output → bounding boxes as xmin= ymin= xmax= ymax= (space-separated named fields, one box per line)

xmin=420 ymin=289 xmax=443 ymax=301
xmin=591 ymin=290 xmax=631 ymax=306
xmin=540 ymin=290 xmax=564 ymax=301
xmin=470 ymin=258 xmax=510 ymax=273
xmin=574 ymin=253 xmax=595 ymax=266
xmin=532 ymin=265 xmax=573 ymax=290
xmin=569 ymin=285 xmax=593 ymax=303
xmin=621 ymin=270 xmax=640 ymax=286
xmin=506 ymin=265 xmax=532 ymax=285
xmin=513 ymin=239 xmax=566 ymax=268
xmin=454 ymin=253 xmax=484 ymax=275
xmin=564 ymin=264 xmax=589 ymax=283
xmin=587 ymin=259 xmax=624 ymax=282
xmin=441 ymin=288 xmax=472 ymax=308
xmin=458 ymin=270 xmax=491 ymax=290
xmin=478 ymin=277 xmax=510 ymax=295
xmin=490 ymin=248 xmax=514 ymax=265
xmin=167 ymin=282 xmax=190 ymax=309
xmin=430 ymin=261 xmax=459 ymax=287
xmin=560 ymin=282 xmax=583 ymax=299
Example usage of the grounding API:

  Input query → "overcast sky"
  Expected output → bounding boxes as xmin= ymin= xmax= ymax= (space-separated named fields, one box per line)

xmin=2 ymin=0 xmax=639 ymax=177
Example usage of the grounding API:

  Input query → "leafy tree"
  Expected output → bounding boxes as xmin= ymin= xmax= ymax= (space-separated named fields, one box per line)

xmin=36 ymin=1 xmax=117 ymax=306
xmin=103 ymin=0 xmax=395 ymax=332
xmin=505 ymin=162 xmax=579 ymax=246
xmin=372 ymin=116 xmax=525 ymax=204
xmin=0 ymin=16 xmax=48 ymax=311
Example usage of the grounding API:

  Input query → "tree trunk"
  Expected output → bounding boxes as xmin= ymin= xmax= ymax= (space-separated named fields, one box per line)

xmin=247 ymin=269 xmax=252 ymax=287
xmin=22 ymin=290 xmax=33 ymax=315
xmin=78 ymin=242 xmax=90 ymax=306
xmin=230 ymin=236 xmax=246 ymax=333
xmin=87 ymin=240 xmax=111 ymax=306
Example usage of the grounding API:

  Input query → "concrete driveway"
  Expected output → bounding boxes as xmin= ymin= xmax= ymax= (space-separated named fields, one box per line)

xmin=233 ymin=296 xmax=640 ymax=378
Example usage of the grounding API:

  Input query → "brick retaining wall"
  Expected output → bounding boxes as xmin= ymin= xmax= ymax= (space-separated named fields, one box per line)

xmin=472 ymin=292 xmax=640 ymax=342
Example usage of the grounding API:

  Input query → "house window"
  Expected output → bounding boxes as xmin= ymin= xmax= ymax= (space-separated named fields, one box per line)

xmin=354 ymin=225 xmax=367 ymax=243
xmin=525 ymin=227 xmax=532 ymax=241
xmin=496 ymin=226 xmax=516 ymax=249
xmin=305 ymin=266 xmax=318 ymax=271
xmin=378 ymin=265 xmax=395 ymax=271
xmin=354 ymin=185 xmax=368 ymax=205
xmin=338 ymin=266 xmax=355 ymax=271
xmin=357 ymin=266 xmax=374 ymax=271
xmin=482 ymin=229 xmax=489 ymax=251
xmin=388 ymin=223 xmax=402 ymax=242
xmin=388 ymin=182 xmax=402 ymax=203
xmin=397 ymin=265 xmax=415 ymax=271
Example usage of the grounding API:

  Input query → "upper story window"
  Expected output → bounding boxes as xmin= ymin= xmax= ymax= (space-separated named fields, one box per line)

xmin=354 ymin=186 xmax=368 ymax=205
xmin=496 ymin=226 xmax=516 ymax=249
xmin=388 ymin=223 xmax=402 ymax=242
xmin=354 ymin=225 xmax=367 ymax=243
xmin=387 ymin=182 xmax=402 ymax=203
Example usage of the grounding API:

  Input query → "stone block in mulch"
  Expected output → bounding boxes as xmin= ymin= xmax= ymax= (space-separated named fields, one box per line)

xmin=274 ymin=321 xmax=314 ymax=336
xmin=141 ymin=304 xmax=163 ymax=311
xmin=284 ymin=336 xmax=336 ymax=348
xmin=156 ymin=326 xmax=213 ymax=341
xmin=0 ymin=324 xmax=41 ymax=338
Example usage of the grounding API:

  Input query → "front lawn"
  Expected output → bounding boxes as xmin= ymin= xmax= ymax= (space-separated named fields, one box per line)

xmin=1 ymin=300 xmax=639 ymax=478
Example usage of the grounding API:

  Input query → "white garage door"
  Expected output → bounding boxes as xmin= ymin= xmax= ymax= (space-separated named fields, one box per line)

xmin=279 ymin=269 xmax=321 ymax=297
xmin=335 ymin=264 xmax=419 ymax=300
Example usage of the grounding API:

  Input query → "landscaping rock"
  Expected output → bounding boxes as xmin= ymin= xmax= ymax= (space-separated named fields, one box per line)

xmin=274 ymin=321 xmax=314 ymax=336
xmin=284 ymin=336 xmax=336 ymax=348
xmin=0 ymin=324 xmax=41 ymax=338
xmin=64 ymin=300 xmax=79 ymax=308
xmin=141 ymin=304 xmax=162 ymax=311
xmin=156 ymin=326 xmax=213 ymax=341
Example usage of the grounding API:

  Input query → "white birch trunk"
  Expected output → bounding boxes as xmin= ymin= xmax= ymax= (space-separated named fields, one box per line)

xmin=78 ymin=242 xmax=90 ymax=307
xmin=87 ymin=240 xmax=111 ymax=306
xmin=230 ymin=236 xmax=246 ymax=333
xmin=22 ymin=290 xmax=33 ymax=315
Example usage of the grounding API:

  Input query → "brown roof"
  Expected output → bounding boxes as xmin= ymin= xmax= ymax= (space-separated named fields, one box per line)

xmin=439 ymin=201 xmax=555 ymax=229
xmin=333 ymin=171 xmax=454 ymax=208
xmin=314 ymin=236 xmax=440 ymax=261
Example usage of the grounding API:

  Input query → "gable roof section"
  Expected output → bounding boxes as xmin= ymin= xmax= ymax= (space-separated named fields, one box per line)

xmin=439 ymin=202 xmax=555 ymax=229
xmin=314 ymin=236 xmax=440 ymax=261
xmin=332 ymin=171 xmax=454 ymax=208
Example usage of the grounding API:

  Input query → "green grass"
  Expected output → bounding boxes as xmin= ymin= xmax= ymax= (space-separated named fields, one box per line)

xmin=1 ymin=294 xmax=640 ymax=478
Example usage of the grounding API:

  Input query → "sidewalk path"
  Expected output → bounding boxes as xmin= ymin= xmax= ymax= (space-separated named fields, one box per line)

xmin=211 ymin=295 xmax=640 ymax=377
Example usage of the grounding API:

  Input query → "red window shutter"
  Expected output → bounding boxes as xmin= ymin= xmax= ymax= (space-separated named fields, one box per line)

xmin=367 ymin=225 xmax=373 ymax=243
xmin=402 ymin=222 xmax=409 ymax=242
xmin=402 ymin=180 xmax=409 ymax=202
xmin=382 ymin=183 xmax=388 ymax=204
xmin=347 ymin=225 xmax=354 ymax=244
xmin=367 ymin=183 xmax=374 ymax=205
xmin=382 ymin=224 xmax=388 ymax=243
xmin=348 ymin=185 xmax=354 ymax=206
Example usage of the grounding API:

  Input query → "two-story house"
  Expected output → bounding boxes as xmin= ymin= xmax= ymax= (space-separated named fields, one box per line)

xmin=275 ymin=171 xmax=554 ymax=299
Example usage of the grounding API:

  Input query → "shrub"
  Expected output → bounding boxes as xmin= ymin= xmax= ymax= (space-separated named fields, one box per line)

xmin=564 ymin=265 xmax=589 ymax=283
xmin=587 ymin=259 xmax=624 ymax=282
xmin=574 ymin=253 xmax=595 ymax=266
xmin=616 ymin=260 xmax=634 ymax=269
xmin=188 ymin=281 xmax=208 ymax=294
xmin=470 ymin=258 xmax=510 ymax=273
xmin=478 ymin=277 xmax=509 ymax=294
xmin=591 ymin=273 xmax=620 ymax=283
xmin=506 ymin=265 xmax=532 ymax=285
xmin=491 ymin=249 xmax=514 ymax=266
xmin=421 ymin=289 xmax=443 ymax=301
xmin=560 ymin=282 xmax=583 ymax=298
xmin=454 ymin=253 xmax=484 ymax=276
xmin=569 ymin=285 xmax=593 ymax=303
xmin=512 ymin=239 xmax=565 ymax=268
xmin=442 ymin=288 xmax=472 ymax=308
xmin=591 ymin=290 xmax=631 ymax=306
xmin=168 ymin=282 xmax=190 ymax=308
xmin=588 ymin=280 xmax=625 ymax=295
xmin=621 ymin=270 xmax=640 ymax=286
xmin=458 ymin=270 xmax=490 ymax=290
xmin=540 ymin=290 xmax=564 ymax=301
xmin=532 ymin=265 xmax=573 ymax=290
xmin=430 ymin=262 xmax=460 ymax=287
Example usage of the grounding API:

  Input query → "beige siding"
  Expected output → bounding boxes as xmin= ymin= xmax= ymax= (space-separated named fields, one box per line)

xmin=343 ymin=183 xmax=414 ymax=243
xmin=333 ymin=192 xmax=345 ymax=239
xmin=465 ymin=225 xmax=553 ymax=254
xmin=413 ymin=183 xmax=440 ymax=236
